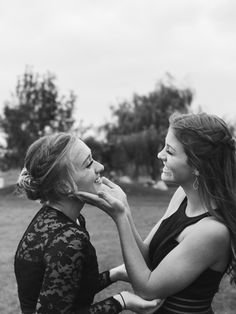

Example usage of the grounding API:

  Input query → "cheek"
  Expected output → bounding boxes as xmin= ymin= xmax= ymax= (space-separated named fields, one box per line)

xmin=177 ymin=163 xmax=193 ymax=179
xmin=76 ymin=172 xmax=96 ymax=191
xmin=168 ymin=158 xmax=190 ymax=174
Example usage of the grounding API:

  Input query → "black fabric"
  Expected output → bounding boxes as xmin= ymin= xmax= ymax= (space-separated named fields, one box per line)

xmin=14 ymin=205 xmax=122 ymax=314
xmin=149 ymin=197 xmax=224 ymax=314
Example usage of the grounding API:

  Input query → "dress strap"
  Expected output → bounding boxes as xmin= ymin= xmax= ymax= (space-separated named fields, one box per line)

xmin=179 ymin=197 xmax=209 ymax=222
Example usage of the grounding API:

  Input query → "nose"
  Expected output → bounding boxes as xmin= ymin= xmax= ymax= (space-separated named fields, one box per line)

xmin=95 ymin=160 xmax=104 ymax=173
xmin=157 ymin=147 xmax=166 ymax=161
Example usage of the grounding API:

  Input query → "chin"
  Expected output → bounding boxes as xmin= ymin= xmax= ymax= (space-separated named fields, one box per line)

xmin=93 ymin=183 xmax=104 ymax=194
xmin=79 ymin=186 xmax=98 ymax=195
xmin=161 ymin=173 xmax=173 ymax=183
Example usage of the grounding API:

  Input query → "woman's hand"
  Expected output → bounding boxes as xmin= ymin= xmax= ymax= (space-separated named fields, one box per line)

xmin=115 ymin=291 xmax=163 ymax=314
xmin=110 ymin=264 xmax=129 ymax=283
xmin=77 ymin=177 xmax=130 ymax=219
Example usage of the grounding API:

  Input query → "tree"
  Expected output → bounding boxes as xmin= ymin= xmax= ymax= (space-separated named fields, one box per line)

xmin=1 ymin=68 xmax=76 ymax=168
xmin=104 ymin=77 xmax=193 ymax=180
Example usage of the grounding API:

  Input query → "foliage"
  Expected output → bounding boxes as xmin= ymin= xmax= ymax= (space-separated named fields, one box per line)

xmin=104 ymin=78 xmax=193 ymax=179
xmin=0 ymin=68 xmax=76 ymax=168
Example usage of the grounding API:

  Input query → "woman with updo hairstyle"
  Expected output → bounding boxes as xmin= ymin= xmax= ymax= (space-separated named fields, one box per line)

xmin=79 ymin=112 xmax=236 ymax=314
xmin=14 ymin=133 xmax=162 ymax=314
xmin=17 ymin=133 xmax=79 ymax=202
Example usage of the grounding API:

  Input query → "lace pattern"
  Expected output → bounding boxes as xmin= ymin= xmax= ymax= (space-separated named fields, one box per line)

xmin=15 ymin=206 xmax=122 ymax=314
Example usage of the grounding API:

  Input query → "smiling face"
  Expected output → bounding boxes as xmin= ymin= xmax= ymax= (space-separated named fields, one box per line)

xmin=157 ymin=127 xmax=194 ymax=187
xmin=69 ymin=139 xmax=104 ymax=194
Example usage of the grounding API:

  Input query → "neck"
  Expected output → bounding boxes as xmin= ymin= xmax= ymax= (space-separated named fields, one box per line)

xmin=48 ymin=198 xmax=84 ymax=222
xmin=181 ymin=184 xmax=206 ymax=216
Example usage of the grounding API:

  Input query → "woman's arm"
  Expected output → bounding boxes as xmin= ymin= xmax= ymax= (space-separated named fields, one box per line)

xmin=116 ymin=186 xmax=186 ymax=270
xmin=113 ymin=212 xmax=230 ymax=299
xmin=125 ymin=205 xmax=150 ymax=263
xmin=78 ymin=182 xmax=229 ymax=300
xmin=93 ymin=179 xmax=183 ymax=264
xmin=80 ymin=181 xmax=183 ymax=268
xmin=96 ymin=270 xmax=114 ymax=291
xmin=79 ymin=292 xmax=162 ymax=314
xmin=108 ymin=187 xmax=186 ymax=283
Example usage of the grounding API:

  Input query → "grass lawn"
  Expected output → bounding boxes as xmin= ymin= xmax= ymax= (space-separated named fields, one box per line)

xmin=0 ymin=170 xmax=235 ymax=313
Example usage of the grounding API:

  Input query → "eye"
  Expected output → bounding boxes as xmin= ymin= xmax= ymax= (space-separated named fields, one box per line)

xmin=166 ymin=148 xmax=173 ymax=155
xmin=86 ymin=160 xmax=94 ymax=168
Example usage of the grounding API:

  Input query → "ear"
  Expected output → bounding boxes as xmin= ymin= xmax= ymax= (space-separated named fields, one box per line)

xmin=193 ymin=169 xmax=199 ymax=176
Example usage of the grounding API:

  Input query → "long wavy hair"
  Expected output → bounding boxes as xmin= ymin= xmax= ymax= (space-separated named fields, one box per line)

xmin=169 ymin=112 xmax=236 ymax=284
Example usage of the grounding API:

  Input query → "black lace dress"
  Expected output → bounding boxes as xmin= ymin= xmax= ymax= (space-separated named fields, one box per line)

xmin=14 ymin=205 xmax=122 ymax=314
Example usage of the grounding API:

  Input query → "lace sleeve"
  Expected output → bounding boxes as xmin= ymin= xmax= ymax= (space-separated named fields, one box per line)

xmin=79 ymin=297 xmax=122 ymax=314
xmin=36 ymin=232 xmax=87 ymax=313
xmin=94 ymin=270 xmax=113 ymax=293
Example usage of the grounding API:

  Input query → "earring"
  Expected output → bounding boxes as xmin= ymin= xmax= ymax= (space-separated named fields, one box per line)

xmin=193 ymin=175 xmax=199 ymax=190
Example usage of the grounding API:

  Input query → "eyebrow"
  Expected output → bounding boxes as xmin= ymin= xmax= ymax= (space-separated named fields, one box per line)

xmin=166 ymin=144 xmax=176 ymax=152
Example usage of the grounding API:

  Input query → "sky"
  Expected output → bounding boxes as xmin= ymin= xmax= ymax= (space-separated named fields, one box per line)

xmin=0 ymin=0 xmax=236 ymax=127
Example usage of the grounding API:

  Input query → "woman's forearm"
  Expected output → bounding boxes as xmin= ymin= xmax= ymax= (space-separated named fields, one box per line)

xmin=115 ymin=212 xmax=153 ymax=298
xmin=126 ymin=211 xmax=150 ymax=264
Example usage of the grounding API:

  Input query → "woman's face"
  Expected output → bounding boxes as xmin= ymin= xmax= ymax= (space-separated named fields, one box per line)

xmin=157 ymin=127 xmax=194 ymax=187
xmin=70 ymin=139 xmax=104 ymax=194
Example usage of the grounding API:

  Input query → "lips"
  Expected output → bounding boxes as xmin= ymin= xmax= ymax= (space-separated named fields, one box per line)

xmin=162 ymin=166 xmax=169 ymax=172
xmin=94 ymin=177 xmax=102 ymax=184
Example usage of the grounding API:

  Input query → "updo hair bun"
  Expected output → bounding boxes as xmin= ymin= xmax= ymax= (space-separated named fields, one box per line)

xmin=18 ymin=133 xmax=79 ymax=202
xmin=17 ymin=167 xmax=41 ymax=200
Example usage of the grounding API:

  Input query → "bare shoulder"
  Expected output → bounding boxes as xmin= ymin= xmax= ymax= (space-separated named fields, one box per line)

xmin=163 ymin=186 xmax=186 ymax=219
xmin=176 ymin=217 xmax=231 ymax=272
xmin=185 ymin=218 xmax=231 ymax=271
xmin=192 ymin=217 xmax=231 ymax=247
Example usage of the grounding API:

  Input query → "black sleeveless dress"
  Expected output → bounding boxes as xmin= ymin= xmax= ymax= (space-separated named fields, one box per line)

xmin=149 ymin=197 xmax=225 ymax=314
